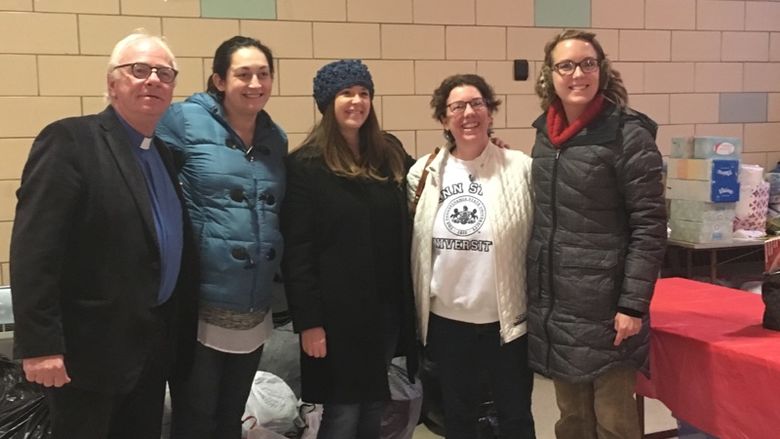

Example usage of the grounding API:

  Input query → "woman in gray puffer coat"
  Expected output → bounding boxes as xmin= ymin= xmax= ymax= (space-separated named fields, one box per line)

xmin=527 ymin=30 xmax=666 ymax=439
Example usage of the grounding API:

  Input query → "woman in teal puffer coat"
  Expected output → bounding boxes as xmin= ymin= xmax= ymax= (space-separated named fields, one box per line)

xmin=156 ymin=36 xmax=287 ymax=439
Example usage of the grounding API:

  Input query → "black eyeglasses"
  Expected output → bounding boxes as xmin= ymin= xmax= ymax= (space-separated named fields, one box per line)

xmin=552 ymin=57 xmax=600 ymax=76
xmin=446 ymin=97 xmax=488 ymax=114
xmin=113 ymin=62 xmax=178 ymax=84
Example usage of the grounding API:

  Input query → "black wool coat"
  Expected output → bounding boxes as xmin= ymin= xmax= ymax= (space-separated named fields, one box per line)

xmin=281 ymin=140 xmax=418 ymax=404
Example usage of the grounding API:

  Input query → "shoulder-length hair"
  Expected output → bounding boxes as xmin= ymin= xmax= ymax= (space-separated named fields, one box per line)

xmin=300 ymin=102 xmax=406 ymax=184
xmin=535 ymin=29 xmax=628 ymax=111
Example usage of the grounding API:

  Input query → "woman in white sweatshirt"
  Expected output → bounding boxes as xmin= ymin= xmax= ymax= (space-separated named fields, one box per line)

xmin=407 ymin=73 xmax=536 ymax=439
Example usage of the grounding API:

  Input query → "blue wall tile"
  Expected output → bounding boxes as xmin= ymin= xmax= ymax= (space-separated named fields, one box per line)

xmin=720 ymin=93 xmax=768 ymax=123
xmin=201 ymin=0 xmax=275 ymax=19
xmin=535 ymin=0 xmax=590 ymax=28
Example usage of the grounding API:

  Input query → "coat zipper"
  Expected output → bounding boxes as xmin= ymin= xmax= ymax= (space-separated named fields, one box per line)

xmin=543 ymin=148 xmax=561 ymax=372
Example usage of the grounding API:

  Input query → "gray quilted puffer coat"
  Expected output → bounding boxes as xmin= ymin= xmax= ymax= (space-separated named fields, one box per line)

xmin=527 ymin=103 xmax=667 ymax=383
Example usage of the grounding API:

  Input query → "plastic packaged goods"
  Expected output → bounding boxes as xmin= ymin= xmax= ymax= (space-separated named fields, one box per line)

xmin=669 ymin=199 xmax=736 ymax=223
xmin=669 ymin=218 xmax=733 ymax=243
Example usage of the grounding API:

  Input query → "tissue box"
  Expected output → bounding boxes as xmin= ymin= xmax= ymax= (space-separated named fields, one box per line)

xmin=669 ymin=218 xmax=733 ymax=243
xmin=666 ymin=178 xmax=740 ymax=203
xmin=671 ymin=137 xmax=742 ymax=160
xmin=667 ymin=159 xmax=739 ymax=181
xmin=670 ymin=199 xmax=736 ymax=222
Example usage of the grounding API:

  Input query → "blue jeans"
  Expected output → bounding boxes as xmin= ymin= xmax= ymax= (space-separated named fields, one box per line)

xmin=170 ymin=341 xmax=264 ymax=439
xmin=427 ymin=313 xmax=536 ymax=439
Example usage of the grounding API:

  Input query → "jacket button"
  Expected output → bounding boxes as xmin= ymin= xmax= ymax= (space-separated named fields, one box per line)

xmin=230 ymin=188 xmax=245 ymax=202
xmin=231 ymin=247 xmax=248 ymax=260
xmin=266 ymin=194 xmax=276 ymax=205
xmin=266 ymin=248 xmax=276 ymax=260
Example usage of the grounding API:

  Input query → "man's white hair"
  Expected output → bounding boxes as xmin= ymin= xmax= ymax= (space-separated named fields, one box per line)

xmin=105 ymin=29 xmax=177 ymax=102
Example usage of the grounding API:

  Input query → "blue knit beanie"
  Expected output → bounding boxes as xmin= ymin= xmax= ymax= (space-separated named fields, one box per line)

xmin=313 ymin=59 xmax=374 ymax=113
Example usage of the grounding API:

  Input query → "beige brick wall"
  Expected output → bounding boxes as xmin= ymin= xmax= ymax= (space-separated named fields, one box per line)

xmin=1 ymin=1 xmax=780 ymax=283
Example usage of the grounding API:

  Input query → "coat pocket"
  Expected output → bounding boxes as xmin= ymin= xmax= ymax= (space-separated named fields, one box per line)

xmin=558 ymin=247 xmax=620 ymax=320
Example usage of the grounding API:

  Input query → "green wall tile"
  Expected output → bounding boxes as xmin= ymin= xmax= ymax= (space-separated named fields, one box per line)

xmin=201 ymin=0 xmax=275 ymax=19
xmin=535 ymin=0 xmax=590 ymax=28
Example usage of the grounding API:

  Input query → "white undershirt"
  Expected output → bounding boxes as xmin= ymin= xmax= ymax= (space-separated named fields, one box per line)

xmin=197 ymin=315 xmax=273 ymax=354
xmin=429 ymin=151 xmax=498 ymax=324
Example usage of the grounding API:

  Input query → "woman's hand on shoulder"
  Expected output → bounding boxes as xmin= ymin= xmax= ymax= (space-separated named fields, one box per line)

xmin=301 ymin=326 xmax=327 ymax=358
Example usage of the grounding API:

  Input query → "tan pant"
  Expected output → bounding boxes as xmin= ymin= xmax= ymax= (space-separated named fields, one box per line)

xmin=553 ymin=367 xmax=641 ymax=439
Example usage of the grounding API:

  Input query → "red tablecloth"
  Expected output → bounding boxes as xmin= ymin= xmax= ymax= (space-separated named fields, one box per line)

xmin=636 ymin=278 xmax=780 ymax=439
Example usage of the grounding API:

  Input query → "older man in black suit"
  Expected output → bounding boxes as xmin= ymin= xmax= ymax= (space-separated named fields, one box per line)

xmin=10 ymin=31 xmax=197 ymax=439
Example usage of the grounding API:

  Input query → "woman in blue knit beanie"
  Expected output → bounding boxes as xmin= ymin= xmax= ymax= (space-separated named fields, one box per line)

xmin=281 ymin=59 xmax=419 ymax=439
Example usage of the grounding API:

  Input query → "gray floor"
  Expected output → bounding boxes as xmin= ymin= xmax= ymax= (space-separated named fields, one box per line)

xmin=412 ymin=374 xmax=678 ymax=439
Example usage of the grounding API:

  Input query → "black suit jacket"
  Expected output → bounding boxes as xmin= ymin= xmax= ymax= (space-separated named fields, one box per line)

xmin=10 ymin=107 xmax=198 ymax=394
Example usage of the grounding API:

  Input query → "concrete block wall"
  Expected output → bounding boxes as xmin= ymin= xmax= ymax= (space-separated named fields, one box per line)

xmin=1 ymin=0 xmax=779 ymax=283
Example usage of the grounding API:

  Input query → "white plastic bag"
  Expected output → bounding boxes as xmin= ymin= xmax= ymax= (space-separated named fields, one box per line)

xmin=242 ymin=371 xmax=302 ymax=436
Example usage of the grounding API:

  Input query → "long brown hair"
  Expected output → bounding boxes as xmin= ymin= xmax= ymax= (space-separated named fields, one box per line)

xmin=535 ymin=29 xmax=628 ymax=111
xmin=301 ymin=102 xmax=406 ymax=184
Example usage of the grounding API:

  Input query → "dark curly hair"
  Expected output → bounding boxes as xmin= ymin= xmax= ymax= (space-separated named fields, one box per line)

xmin=430 ymin=73 xmax=502 ymax=122
xmin=535 ymin=29 xmax=628 ymax=111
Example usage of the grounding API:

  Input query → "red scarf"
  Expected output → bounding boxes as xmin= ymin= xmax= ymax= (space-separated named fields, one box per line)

xmin=546 ymin=94 xmax=605 ymax=147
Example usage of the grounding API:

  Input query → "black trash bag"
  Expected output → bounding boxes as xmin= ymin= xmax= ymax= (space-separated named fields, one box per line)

xmin=0 ymin=356 xmax=51 ymax=439
xmin=418 ymin=349 xmax=498 ymax=438
xmin=762 ymin=272 xmax=780 ymax=330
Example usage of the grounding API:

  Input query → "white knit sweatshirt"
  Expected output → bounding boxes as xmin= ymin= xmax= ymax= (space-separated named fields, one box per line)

xmin=407 ymin=142 xmax=534 ymax=345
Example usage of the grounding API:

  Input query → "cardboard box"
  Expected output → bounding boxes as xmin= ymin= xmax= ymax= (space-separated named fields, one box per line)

xmin=667 ymin=159 xmax=739 ymax=181
xmin=666 ymin=177 xmax=740 ymax=203
xmin=670 ymin=137 xmax=742 ymax=160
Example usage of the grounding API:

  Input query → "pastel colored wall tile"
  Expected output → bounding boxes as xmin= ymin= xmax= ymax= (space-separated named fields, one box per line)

xmin=769 ymin=93 xmax=780 ymax=121
xmin=746 ymin=1 xmax=780 ymax=31
xmin=722 ymin=32 xmax=769 ymax=62
xmin=38 ymin=56 xmax=108 ymax=96
xmin=591 ymin=0 xmax=643 ymax=29
xmin=381 ymin=24 xmax=445 ymax=60
xmin=0 ymin=1 xmax=31 ymax=11
xmin=766 ymin=151 xmax=780 ymax=171
xmin=477 ymin=61 xmax=536 ymax=95
xmin=740 ymin=152 xmax=768 ymax=168
xmin=670 ymin=93 xmax=719 ymax=124
xmin=744 ymin=63 xmax=780 ymax=92
xmin=720 ymin=93 xmax=768 ymax=123
xmin=492 ymin=128 xmax=536 ymax=154
xmin=277 ymin=59 xmax=328 ymax=97
xmin=348 ymin=0 xmax=412 ymax=23
xmin=656 ymin=124 xmax=694 ymax=156
xmin=313 ymin=23 xmax=380 ymax=59
xmin=646 ymin=0 xmax=695 ymax=30
xmin=82 ymin=97 xmax=108 ymax=115
xmin=172 ymin=57 xmax=205 ymax=98
xmin=1 ymin=262 xmax=8 ymax=285
xmin=240 ymin=20 xmax=313 ymax=58
xmin=382 ymin=96 xmax=440 ymax=130
xmin=694 ymin=63 xmax=742 ymax=93
xmin=202 ymin=0 xmax=274 ymax=19
xmin=476 ymin=0 xmax=533 ymax=26
xmin=771 ymin=33 xmax=780 ymax=61
xmin=491 ymin=98 xmax=507 ymax=129
xmin=0 ymin=222 xmax=10 ymax=261
xmin=414 ymin=0 xmax=474 ymax=25
xmin=644 ymin=63 xmax=694 ymax=93
xmin=0 ymin=12 xmax=77 ymax=54
xmin=0 ymin=181 xmax=15 ymax=221
xmin=594 ymin=29 xmax=619 ymax=60
xmin=446 ymin=26 xmax=505 ymax=60
xmin=534 ymin=0 xmax=589 ymax=28
xmin=744 ymin=123 xmax=780 ymax=152
xmin=387 ymin=130 xmax=416 ymax=157
xmin=0 ymin=138 xmax=30 ymax=180
xmin=630 ymin=94 xmax=670 ymax=125
xmin=414 ymin=60 xmax=476 ymax=95
xmin=121 ymin=0 xmax=200 ymax=17
xmin=506 ymin=94 xmax=542 ymax=129
xmin=612 ymin=62 xmax=643 ymax=94
xmin=696 ymin=0 xmax=744 ymax=31
xmin=277 ymin=0 xmax=345 ymax=21
xmin=287 ymin=133 xmax=308 ymax=151
xmin=619 ymin=31 xmax=671 ymax=61
xmin=0 ymin=97 xmax=81 ymax=137
xmin=35 ymin=0 xmax=118 ymax=13
xmin=363 ymin=60 xmax=415 ymax=95
xmin=694 ymin=123 xmax=743 ymax=140
xmin=0 ymin=55 xmax=36 ymax=95
xmin=79 ymin=15 xmax=162 ymax=55
xmin=264 ymin=96 xmax=316 ymax=133
xmin=416 ymin=129 xmax=445 ymax=157
xmin=671 ymin=31 xmax=720 ymax=61
xmin=507 ymin=27 xmax=563 ymax=61
xmin=163 ymin=18 xmax=239 ymax=57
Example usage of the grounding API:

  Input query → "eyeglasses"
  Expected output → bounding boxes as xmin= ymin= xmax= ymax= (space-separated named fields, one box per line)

xmin=446 ymin=97 xmax=488 ymax=114
xmin=552 ymin=57 xmax=600 ymax=76
xmin=113 ymin=62 xmax=178 ymax=84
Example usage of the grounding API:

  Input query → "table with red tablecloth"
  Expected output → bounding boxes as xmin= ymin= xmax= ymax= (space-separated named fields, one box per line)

xmin=637 ymin=277 xmax=780 ymax=439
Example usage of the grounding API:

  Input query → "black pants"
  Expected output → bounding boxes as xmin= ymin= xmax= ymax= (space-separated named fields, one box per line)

xmin=170 ymin=341 xmax=264 ymax=439
xmin=427 ymin=313 xmax=536 ymax=439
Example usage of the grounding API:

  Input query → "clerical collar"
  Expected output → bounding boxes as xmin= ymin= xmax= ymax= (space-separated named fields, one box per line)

xmin=116 ymin=113 xmax=154 ymax=150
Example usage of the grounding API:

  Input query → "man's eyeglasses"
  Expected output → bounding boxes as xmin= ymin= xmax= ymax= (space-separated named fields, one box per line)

xmin=113 ymin=62 xmax=178 ymax=84
xmin=552 ymin=57 xmax=600 ymax=76
xmin=446 ymin=97 xmax=488 ymax=114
